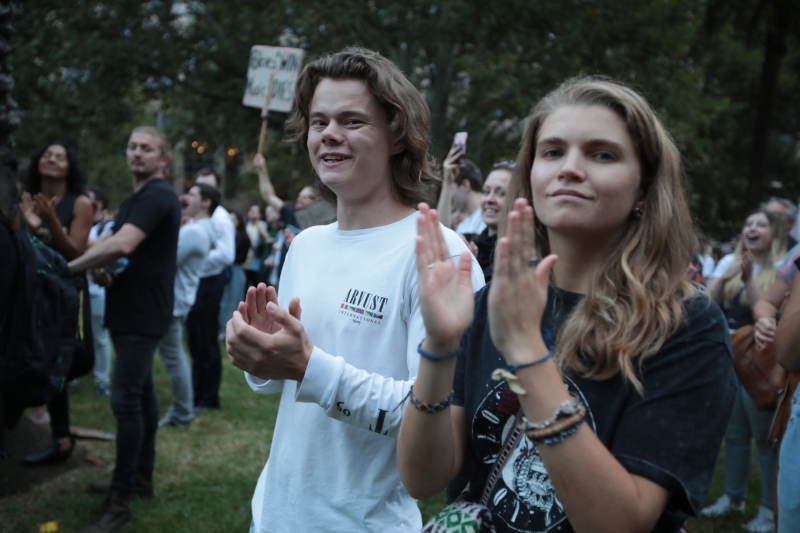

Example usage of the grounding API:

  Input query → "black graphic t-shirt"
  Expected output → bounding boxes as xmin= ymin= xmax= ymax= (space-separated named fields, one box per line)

xmin=453 ymin=285 xmax=736 ymax=533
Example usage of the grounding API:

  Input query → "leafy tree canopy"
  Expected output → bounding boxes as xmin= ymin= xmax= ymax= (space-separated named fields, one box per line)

xmin=12 ymin=0 xmax=800 ymax=237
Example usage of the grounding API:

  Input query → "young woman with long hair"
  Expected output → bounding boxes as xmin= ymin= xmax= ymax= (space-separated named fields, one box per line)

xmin=19 ymin=142 xmax=94 ymax=466
xmin=702 ymin=209 xmax=786 ymax=532
xmin=397 ymin=77 xmax=736 ymax=533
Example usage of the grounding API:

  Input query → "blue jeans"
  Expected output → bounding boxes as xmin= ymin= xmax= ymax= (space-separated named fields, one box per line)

xmin=109 ymin=332 xmax=161 ymax=491
xmin=157 ymin=317 xmax=194 ymax=425
xmin=219 ymin=264 xmax=246 ymax=334
xmin=724 ymin=381 xmax=776 ymax=509
xmin=90 ymin=292 xmax=112 ymax=386
xmin=778 ymin=392 xmax=800 ymax=532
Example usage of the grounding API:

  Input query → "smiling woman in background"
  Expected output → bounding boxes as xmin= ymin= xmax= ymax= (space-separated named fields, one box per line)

xmin=470 ymin=161 xmax=514 ymax=282
xmin=18 ymin=142 xmax=95 ymax=466
xmin=702 ymin=209 xmax=786 ymax=533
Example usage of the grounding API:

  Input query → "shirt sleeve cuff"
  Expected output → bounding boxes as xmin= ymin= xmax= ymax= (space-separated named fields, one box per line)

xmin=245 ymin=372 xmax=281 ymax=395
xmin=295 ymin=345 xmax=344 ymax=406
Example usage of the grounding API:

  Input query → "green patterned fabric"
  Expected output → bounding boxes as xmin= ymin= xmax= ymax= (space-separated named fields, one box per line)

xmin=421 ymin=500 xmax=496 ymax=533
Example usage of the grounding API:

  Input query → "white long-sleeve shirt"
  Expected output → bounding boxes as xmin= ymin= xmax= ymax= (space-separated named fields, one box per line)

xmin=198 ymin=204 xmax=235 ymax=278
xmin=245 ymin=212 xmax=484 ymax=533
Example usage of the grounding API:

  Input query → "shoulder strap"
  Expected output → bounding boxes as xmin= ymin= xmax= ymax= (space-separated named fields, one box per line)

xmin=479 ymin=410 xmax=524 ymax=506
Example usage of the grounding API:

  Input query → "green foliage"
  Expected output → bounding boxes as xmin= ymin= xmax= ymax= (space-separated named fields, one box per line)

xmin=10 ymin=0 xmax=800 ymax=235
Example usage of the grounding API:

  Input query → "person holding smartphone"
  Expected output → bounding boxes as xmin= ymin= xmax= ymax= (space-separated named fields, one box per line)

xmin=436 ymin=134 xmax=486 ymax=234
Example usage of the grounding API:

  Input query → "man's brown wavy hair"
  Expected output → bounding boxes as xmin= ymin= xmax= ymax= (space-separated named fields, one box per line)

xmin=285 ymin=47 xmax=439 ymax=206
xmin=502 ymin=76 xmax=696 ymax=393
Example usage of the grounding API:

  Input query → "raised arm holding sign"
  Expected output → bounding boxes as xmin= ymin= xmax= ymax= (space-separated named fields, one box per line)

xmin=243 ymin=45 xmax=304 ymax=155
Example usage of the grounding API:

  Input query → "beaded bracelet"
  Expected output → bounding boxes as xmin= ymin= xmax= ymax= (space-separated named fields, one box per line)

xmin=524 ymin=406 xmax=586 ymax=445
xmin=517 ymin=393 xmax=584 ymax=431
xmin=417 ymin=340 xmax=463 ymax=361
xmin=531 ymin=419 xmax=585 ymax=446
xmin=405 ymin=385 xmax=454 ymax=414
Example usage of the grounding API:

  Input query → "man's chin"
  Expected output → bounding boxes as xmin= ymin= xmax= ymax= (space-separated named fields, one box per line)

xmin=131 ymin=169 xmax=157 ymax=180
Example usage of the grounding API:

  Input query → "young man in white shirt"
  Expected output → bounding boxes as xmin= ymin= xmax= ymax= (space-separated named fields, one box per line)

xmin=225 ymin=47 xmax=484 ymax=532
xmin=187 ymin=169 xmax=235 ymax=411
xmin=157 ymin=184 xmax=220 ymax=427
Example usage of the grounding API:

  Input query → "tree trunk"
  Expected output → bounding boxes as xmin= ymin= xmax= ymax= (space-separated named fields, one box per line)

xmin=0 ymin=1 xmax=18 ymax=177
xmin=429 ymin=39 xmax=456 ymax=163
xmin=745 ymin=0 xmax=791 ymax=215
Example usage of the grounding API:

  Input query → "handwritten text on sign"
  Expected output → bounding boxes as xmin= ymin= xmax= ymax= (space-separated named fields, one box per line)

xmin=242 ymin=46 xmax=304 ymax=113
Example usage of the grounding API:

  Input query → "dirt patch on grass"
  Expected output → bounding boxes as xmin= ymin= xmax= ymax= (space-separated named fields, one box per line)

xmin=1 ymin=418 xmax=95 ymax=498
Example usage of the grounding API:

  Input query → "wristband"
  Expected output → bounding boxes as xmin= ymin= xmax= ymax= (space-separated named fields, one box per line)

xmin=417 ymin=340 xmax=462 ymax=361
xmin=504 ymin=352 xmax=553 ymax=374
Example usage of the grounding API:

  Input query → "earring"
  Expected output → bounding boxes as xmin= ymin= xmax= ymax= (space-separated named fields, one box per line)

xmin=633 ymin=207 xmax=643 ymax=219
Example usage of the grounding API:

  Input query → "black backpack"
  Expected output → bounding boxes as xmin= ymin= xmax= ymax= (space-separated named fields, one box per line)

xmin=0 ymin=229 xmax=81 ymax=415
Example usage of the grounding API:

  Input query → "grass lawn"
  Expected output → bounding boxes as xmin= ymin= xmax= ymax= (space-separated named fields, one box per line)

xmin=0 ymin=345 xmax=766 ymax=532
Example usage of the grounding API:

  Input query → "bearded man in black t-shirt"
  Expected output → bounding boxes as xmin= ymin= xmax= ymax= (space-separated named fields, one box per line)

xmin=67 ymin=126 xmax=181 ymax=533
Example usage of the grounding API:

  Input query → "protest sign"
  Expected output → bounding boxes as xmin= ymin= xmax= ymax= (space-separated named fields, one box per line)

xmin=242 ymin=46 xmax=304 ymax=113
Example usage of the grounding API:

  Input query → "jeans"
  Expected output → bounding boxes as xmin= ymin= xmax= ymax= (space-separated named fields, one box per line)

xmin=778 ymin=393 xmax=800 ymax=532
xmin=188 ymin=273 xmax=226 ymax=409
xmin=219 ymin=264 xmax=246 ymax=335
xmin=724 ymin=380 xmax=776 ymax=510
xmin=157 ymin=317 xmax=194 ymax=425
xmin=109 ymin=332 xmax=161 ymax=492
xmin=91 ymin=292 xmax=112 ymax=386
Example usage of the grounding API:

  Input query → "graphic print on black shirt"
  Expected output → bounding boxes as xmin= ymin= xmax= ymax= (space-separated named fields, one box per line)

xmin=472 ymin=377 xmax=595 ymax=533
xmin=454 ymin=285 xmax=736 ymax=533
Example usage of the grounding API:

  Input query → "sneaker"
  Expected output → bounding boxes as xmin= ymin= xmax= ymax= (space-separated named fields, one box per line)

xmin=158 ymin=416 xmax=190 ymax=428
xmin=700 ymin=494 xmax=745 ymax=517
xmin=744 ymin=506 xmax=774 ymax=533
xmin=95 ymin=383 xmax=110 ymax=397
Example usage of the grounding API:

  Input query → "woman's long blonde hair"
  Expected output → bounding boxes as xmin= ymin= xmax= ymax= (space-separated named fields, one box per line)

xmin=723 ymin=209 xmax=786 ymax=308
xmin=502 ymin=77 xmax=696 ymax=393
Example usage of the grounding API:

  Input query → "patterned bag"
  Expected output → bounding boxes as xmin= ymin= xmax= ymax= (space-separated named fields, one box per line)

xmin=422 ymin=413 xmax=523 ymax=533
xmin=421 ymin=499 xmax=496 ymax=533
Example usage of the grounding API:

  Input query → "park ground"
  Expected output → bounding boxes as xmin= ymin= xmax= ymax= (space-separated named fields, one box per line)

xmin=0 ymin=345 xmax=765 ymax=532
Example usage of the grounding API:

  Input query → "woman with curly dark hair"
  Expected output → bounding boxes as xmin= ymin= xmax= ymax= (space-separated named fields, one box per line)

xmin=19 ymin=141 xmax=94 ymax=466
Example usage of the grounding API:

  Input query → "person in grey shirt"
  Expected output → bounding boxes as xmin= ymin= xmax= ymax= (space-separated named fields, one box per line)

xmin=157 ymin=183 xmax=220 ymax=427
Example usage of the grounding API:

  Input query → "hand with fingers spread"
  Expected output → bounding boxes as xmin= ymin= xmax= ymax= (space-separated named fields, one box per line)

xmin=239 ymin=283 xmax=282 ymax=334
xmin=415 ymin=203 xmax=475 ymax=352
xmin=226 ymin=294 xmax=313 ymax=382
xmin=488 ymin=198 xmax=557 ymax=364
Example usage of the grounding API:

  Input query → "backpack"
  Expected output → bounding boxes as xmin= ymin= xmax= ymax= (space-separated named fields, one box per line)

xmin=0 ymin=229 xmax=81 ymax=415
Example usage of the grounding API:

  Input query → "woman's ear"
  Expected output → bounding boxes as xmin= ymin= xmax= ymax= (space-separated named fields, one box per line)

xmin=390 ymin=140 xmax=405 ymax=155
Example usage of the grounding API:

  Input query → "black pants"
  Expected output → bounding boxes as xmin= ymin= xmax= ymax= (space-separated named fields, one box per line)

xmin=109 ymin=332 xmax=160 ymax=492
xmin=245 ymin=269 xmax=260 ymax=291
xmin=48 ymin=287 xmax=96 ymax=441
xmin=187 ymin=273 xmax=226 ymax=409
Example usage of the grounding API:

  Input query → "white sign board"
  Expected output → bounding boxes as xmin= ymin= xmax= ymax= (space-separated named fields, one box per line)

xmin=242 ymin=46 xmax=304 ymax=113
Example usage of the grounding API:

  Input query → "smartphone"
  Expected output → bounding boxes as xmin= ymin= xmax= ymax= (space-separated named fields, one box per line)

xmin=453 ymin=132 xmax=468 ymax=164
xmin=285 ymin=224 xmax=302 ymax=237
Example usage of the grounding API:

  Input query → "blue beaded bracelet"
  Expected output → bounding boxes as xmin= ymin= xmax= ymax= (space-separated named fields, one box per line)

xmin=539 ymin=420 xmax=584 ymax=446
xmin=505 ymin=352 xmax=552 ymax=374
xmin=417 ymin=340 xmax=463 ymax=361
